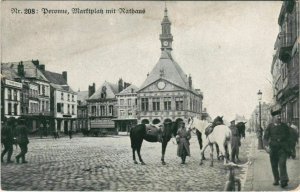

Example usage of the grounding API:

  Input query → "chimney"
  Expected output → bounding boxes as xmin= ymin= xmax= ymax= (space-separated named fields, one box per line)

xmin=62 ymin=71 xmax=67 ymax=83
xmin=118 ymin=78 xmax=123 ymax=92
xmin=17 ymin=61 xmax=24 ymax=76
xmin=88 ymin=83 xmax=96 ymax=97
xmin=188 ymin=74 xmax=192 ymax=89
xmin=32 ymin=59 xmax=39 ymax=66
xmin=39 ymin=64 xmax=45 ymax=72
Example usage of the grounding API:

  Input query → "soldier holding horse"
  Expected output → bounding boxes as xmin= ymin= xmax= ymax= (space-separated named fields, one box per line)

xmin=130 ymin=121 xmax=178 ymax=165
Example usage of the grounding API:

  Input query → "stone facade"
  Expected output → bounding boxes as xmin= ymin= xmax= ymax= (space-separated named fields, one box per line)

xmin=271 ymin=0 xmax=299 ymax=128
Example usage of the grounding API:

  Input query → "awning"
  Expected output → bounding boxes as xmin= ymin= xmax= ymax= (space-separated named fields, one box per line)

xmin=112 ymin=118 xmax=137 ymax=121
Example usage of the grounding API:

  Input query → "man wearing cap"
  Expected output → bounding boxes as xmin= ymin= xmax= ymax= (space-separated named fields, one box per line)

xmin=176 ymin=121 xmax=191 ymax=164
xmin=229 ymin=120 xmax=240 ymax=163
xmin=264 ymin=112 xmax=290 ymax=188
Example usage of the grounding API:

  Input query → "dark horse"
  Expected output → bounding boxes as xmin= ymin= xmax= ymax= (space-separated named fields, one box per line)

xmin=130 ymin=122 xmax=177 ymax=165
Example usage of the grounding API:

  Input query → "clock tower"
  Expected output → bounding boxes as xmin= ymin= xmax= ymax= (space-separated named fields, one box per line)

xmin=160 ymin=7 xmax=173 ymax=51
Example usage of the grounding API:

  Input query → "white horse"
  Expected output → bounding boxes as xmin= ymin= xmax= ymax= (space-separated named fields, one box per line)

xmin=188 ymin=117 xmax=232 ymax=166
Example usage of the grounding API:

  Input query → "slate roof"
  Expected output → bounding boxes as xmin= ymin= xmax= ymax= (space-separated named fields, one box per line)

xmin=1 ymin=61 xmax=49 ymax=82
xmin=116 ymin=84 xmax=139 ymax=95
xmin=77 ymin=91 xmax=89 ymax=105
xmin=139 ymin=50 xmax=190 ymax=90
xmin=1 ymin=64 xmax=20 ymax=80
xmin=42 ymin=70 xmax=75 ymax=93
xmin=88 ymin=81 xmax=119 ymax=100
xmin=43 ymin=71 xmax=67 ymax=85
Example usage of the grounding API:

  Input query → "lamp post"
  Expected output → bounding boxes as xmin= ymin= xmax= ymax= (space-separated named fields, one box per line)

xmin=257 ymin=90 xmax=264 ymax=149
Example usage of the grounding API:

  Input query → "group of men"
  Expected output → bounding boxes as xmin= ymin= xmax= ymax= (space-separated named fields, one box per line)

xmin=1 ymin=117 xmax=29 ymax=164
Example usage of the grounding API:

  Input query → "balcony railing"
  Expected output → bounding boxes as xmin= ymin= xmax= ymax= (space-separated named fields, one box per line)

xmin=279 ymin=32 xmax=294 ymax=62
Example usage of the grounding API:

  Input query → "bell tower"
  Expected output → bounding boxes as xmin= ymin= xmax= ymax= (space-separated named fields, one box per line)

xmin=160 ymin=6 xmax=173 ymax=51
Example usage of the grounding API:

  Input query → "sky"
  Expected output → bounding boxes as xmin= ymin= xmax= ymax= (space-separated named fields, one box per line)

xmin=1 ymin=1 xmax=282 ymax=121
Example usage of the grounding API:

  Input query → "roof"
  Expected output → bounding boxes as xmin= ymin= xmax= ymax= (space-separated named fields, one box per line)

xmin=1 ymin=64 xmax=20 ymax=80
xmin=88 ymin=81 xmax=119 ymax=100
xmin=117 ymin=84 xmax=139 ymax=95
xmin=51 ymin=83 xmax=76 ymax=93
xmin=139 ymin=50 xmax=190 ymax=90
xmin=1 ymin=61 xmax=49 ymax=82
xmin=77 ymin=91 xmax=89 ymax=105
xmin=42 ymin=70 xmax=75 ymax=93
xmin=43 ymin=70 xmax=67 ymax=85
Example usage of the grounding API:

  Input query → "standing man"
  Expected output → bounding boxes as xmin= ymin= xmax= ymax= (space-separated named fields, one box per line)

xmin=1 ymin=117 xmax=15 ymax=163
xmin=229 ymin=120 xmax=240 ymax=163
xmin=176 ymin=121 xmax=191 ymax=164
xmin=264 ymin=112 xmax=290 ymax=188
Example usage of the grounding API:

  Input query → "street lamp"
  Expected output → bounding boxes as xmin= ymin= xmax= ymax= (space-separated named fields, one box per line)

xmin=257 ymin=90 xmax=263 ymax=149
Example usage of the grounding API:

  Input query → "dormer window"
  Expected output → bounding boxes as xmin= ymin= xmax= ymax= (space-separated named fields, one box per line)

xmin=101 ymin=86 xmax=107 ymax=99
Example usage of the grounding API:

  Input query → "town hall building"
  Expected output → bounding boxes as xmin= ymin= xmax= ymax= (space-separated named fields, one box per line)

xmin=137 ymin=7 xmax=203 ymax=125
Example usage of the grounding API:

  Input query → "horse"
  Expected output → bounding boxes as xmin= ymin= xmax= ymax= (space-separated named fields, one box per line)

xmin=188 ymin=116 xmax=232 ymax=166
xmin=130 ymin=122 xmax=178 ymax=165
xmin=189 ymin=116 xmax=224 ymax=160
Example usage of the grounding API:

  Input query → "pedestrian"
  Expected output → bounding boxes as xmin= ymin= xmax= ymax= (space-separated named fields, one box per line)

xmin=176 ymin=121 xmax=191 ymax=164
xmin=1 ymin=117 xmax=15 ymax=163
xmin=68 ymin=129 xmax=72 ymax=139
xmin=288 ymin=121 xmax=298 ymax=159
xmin=229 ymin=120 xmax=240 ymax=163
xmin=263 ymin=112 xmax=291 ymax=188
xmin=15 ymin=118 xmax=29 ymax=164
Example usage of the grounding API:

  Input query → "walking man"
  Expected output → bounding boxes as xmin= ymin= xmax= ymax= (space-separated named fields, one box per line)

xmin=264 ymin=112 xmax=291 ymax=188
xmin=1 ymin=117 xmax=15 ymax=163
xmin=15 ymin=118 xmax=29 ymax=164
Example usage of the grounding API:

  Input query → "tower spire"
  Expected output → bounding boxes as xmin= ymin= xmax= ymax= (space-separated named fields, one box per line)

xmin=160 ymin=4 xmax=173 ymax=51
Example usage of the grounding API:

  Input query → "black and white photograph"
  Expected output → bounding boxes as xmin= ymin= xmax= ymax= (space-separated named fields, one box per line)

xmin=1 ymin=1 xmax=299 ymax=191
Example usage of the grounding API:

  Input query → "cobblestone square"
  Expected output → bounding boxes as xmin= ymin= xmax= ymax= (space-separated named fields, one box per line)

xmin=1 ymin=134 xmax=252 ymax=191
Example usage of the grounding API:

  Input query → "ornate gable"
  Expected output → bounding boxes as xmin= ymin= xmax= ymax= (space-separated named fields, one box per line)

xmin=139 ymin=78 xmax=186 ymax=93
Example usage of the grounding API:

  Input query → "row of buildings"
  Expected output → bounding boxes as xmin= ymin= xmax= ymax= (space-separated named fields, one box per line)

xmin=270 ymin=0 xmax=299 ymax=129
xmin=1 ymin=60 xmax=77 ymax=135
xmin=246 ymin=0 xmax=299 ymax=134
xmin=1 ymin=7 xmax=209 ymax=135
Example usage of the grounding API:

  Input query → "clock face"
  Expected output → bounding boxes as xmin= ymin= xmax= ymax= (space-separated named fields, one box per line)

xmin=163 ymin=41 xmax=169 ymax=46
xmin=157 ymin=81 xmax=166 ymax=90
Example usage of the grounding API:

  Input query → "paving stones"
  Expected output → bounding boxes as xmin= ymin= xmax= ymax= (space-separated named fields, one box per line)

xmin=1 ymin=135 xmax=252 ymax=191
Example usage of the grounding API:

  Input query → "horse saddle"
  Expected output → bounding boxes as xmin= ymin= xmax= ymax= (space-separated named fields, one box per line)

xmin=204 ymin=125 xmax=214 ymax=137
xmin=145 ymin=124 xmax=163 ymax=142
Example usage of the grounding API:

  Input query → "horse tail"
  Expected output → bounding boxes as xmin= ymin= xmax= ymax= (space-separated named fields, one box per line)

xmin=196 ymin=129 xmax=203 ymax=150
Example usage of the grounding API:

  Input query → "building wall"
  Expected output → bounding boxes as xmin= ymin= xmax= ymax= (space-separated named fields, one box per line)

xmin=54 ymin=90 xmax=77 ymax=118
xmin=137 ymin=86 xmax=202 ymax=124
xmin=2 ymin=79 xmax=22 ymax=118
xmin=117 ymin=94 xmax=137 ymax=119
xmin=272 ymin=0 xmax=299 ymax=128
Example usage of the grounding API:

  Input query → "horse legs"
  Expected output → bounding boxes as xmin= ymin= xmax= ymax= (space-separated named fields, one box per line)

xmin=137 ymin=143 xmax=145 ymax=165
xmin=210 ymin=144 xmax=214 ymax=167
xmin=132 ymin=148 xmax=138 ymax=164
xmin=161 ymin=141 xmax=167 ymax=165
xmin=200 ymin=141 xmax=209 ymax=165
xmin=215 ymin=143 xmax=220 ymax=160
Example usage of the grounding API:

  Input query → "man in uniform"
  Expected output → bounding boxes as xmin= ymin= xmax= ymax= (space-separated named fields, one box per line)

xmin=229 ymin=120 xmax=240 ymax=163
xmin=264 ymin=112 xmax=290 ymax=188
